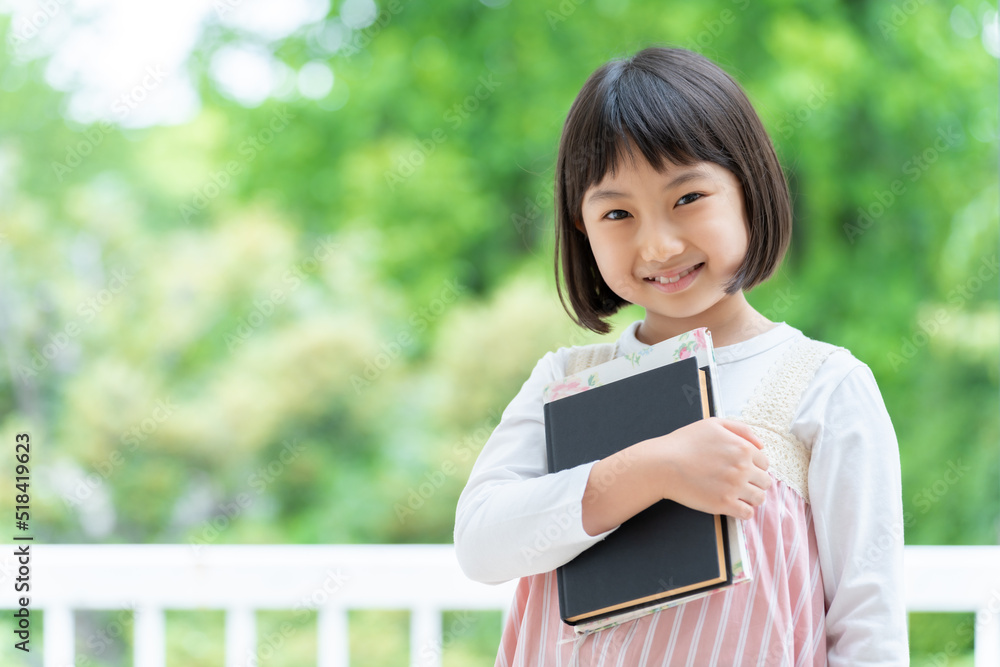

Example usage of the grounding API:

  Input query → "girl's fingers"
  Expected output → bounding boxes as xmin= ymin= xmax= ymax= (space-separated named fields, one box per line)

xmin=749 ymin=468 xmax=772 ymax=492
xmin=716 ymin=418 xmax=763 ymax=450
xmin=741 ymin=483 xmax=768 ymax=507
xmin=751 ymin=448 xmax=770 ymax=473
xmin=734 ymin=501 xmax=754 ymax=520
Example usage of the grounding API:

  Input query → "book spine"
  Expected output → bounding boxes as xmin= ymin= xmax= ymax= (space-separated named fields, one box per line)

xmin=705 ymin=357 xmax=723 ymax=418
xmin=543 ymin=402 xmax=556 ymax=474
xmin=556 ymin=566 xmax=572 ymax=625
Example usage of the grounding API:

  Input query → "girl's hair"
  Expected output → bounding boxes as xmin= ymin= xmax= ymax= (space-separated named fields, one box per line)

xmin=555 ymin=47 xmax=792 ymax=334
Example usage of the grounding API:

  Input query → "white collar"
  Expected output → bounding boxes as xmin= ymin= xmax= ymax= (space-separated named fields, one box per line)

xmin=616 ymin=319 xmax=804 ymax=365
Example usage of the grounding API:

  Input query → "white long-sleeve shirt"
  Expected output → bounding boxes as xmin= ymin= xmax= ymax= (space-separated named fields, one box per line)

xmin=454 ymin=320 xmax=909 ymax=663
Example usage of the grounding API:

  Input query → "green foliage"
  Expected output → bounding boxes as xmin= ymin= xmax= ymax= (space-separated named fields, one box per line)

xmin=908 ymin=612 xmax=976 ymax=666
xmin=0 ymin=0 xmax=996 ymax=663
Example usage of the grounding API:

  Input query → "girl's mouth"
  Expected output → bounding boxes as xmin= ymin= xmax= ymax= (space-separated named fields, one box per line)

xmin=643 ymin=263 xmax=704 ymax=292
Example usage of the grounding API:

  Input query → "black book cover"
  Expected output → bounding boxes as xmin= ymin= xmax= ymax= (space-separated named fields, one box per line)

xmin=543 ymin=356 xmax=731 ymax=624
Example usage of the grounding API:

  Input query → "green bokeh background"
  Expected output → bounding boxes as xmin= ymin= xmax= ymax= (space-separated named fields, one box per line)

xmin=0 ymin=0 xmax=997 ymax=664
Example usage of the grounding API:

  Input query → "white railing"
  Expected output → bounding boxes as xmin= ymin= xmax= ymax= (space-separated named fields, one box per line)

xmin=1 ymin=544 xmax=999 ymax=666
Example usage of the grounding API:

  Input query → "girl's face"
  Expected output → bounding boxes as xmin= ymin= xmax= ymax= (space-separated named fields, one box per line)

xmin=579 ymin=156 xmax=753 ymax=342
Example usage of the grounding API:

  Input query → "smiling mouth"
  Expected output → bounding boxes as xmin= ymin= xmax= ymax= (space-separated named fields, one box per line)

xmin=644 ymin=263 xmax=704 ymax=284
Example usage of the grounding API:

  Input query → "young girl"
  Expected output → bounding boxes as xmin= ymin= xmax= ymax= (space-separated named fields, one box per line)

xmin=454 ymin=47 xmax=908 ymax=666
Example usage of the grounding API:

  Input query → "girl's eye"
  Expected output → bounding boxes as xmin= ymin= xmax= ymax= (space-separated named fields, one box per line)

xmin=676 ymin=192 xmax=704 ymax=206
xmin=605 ymin=209 xmax=630 ymax=221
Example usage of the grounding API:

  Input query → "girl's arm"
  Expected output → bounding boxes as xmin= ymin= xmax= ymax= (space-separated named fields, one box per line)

xmin=807 ymin=362 xmax=908 ymax=664
xmin=454 ymin=349 xmax=620 ymax=584
xmin=581 ymin=418 xmax=771 ymax=536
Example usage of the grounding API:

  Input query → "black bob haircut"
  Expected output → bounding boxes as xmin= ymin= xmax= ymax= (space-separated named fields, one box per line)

xmin=554 ymin=47 xmax=792 ymax=334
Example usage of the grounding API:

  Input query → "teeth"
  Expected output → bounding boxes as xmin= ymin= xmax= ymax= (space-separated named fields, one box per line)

xmin=651 ymin=265 xmax=697 ymax=284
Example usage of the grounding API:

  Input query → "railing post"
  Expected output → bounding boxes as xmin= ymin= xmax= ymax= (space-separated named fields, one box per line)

xmin=317 ymin=606 xmax=349 ymax=667
xmin=42 ymin=606 xmax=74 ymax=667
xmin=225 ymin=607 xmax=257 ymax=667
xmin=134 ymin=606 xmax=166 ymax=667
xmin=411 ymin=605 xmax=442 ymax=667
xmin=975 ymin=606 xmax=1000 ymax=667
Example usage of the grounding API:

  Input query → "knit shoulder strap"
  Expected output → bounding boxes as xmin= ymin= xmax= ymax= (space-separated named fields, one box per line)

xmin=564 ymin=342 xmax=618 ymax=376
xmin=740 ymin=338 xmax=844 ymax=503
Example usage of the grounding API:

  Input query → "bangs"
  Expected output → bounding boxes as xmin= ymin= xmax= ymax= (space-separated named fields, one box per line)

xmin=562 ymin=57 xmax=737 ymax=214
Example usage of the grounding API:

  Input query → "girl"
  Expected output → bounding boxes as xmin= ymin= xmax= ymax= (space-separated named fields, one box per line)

xmin=454 ymin=47 xmax=908 ymax=666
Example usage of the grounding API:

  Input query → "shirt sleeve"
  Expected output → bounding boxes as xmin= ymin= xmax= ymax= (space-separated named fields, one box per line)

xmin=453 ymin=349 xmax=618 ymax=585
xmin=807 ymin=362 xmax=909 ymax=665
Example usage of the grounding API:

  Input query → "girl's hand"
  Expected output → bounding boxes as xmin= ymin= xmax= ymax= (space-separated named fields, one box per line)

xmin=638 ymin=417 xmax=771 ymax=520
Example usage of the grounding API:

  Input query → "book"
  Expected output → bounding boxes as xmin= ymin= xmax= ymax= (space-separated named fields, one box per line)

xmin=542 ymin=328 xmax=751 ymax=634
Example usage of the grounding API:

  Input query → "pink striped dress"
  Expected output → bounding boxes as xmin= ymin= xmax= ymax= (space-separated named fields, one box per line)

xmin=495 ymin=339 xmax=840 ymax=667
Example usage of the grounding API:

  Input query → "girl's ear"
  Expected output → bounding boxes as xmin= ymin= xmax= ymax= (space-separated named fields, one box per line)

xmin=574 ymin=218 xmax=587 ymax=236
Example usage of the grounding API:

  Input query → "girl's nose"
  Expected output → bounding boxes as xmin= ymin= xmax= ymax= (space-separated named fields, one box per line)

xmin=637 ymin=220 xmax=684 ymax=264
